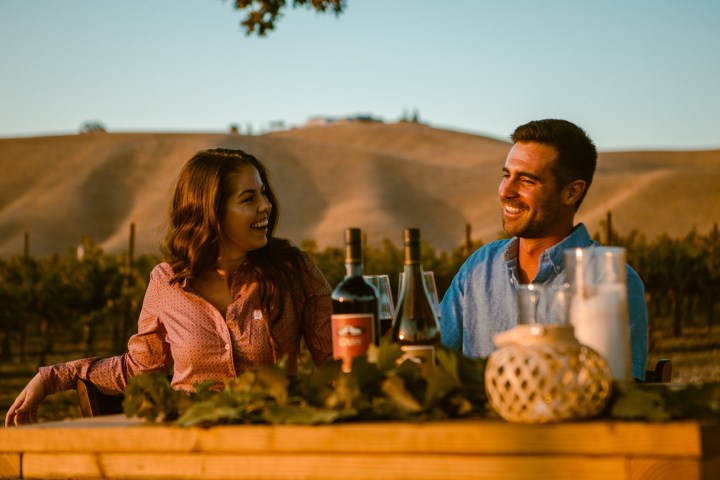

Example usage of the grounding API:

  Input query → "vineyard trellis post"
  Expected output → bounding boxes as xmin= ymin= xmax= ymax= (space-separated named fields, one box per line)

xmin=115 ymin=222 xmax=136 ymax=353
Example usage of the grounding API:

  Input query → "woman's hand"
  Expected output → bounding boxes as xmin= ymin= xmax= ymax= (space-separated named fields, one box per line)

xmin=4 ymin=373 xmax=46 ymax=427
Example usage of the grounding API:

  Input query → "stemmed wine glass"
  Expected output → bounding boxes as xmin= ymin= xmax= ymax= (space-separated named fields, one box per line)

xmin=363 ymin=274 xmax=395 ymax=340
xmin=398 ymin=271 xmax=441 ymax=322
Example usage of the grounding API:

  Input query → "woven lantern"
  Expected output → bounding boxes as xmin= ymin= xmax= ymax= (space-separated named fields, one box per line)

xmin=485 ymin=324 xmax=612 ymax=423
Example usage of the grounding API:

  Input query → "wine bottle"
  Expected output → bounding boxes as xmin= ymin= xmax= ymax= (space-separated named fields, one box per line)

xmin=331 ymin=228 xmax=379 ymax=372
xmin=392 ymin=228 xmax=441 ymax=377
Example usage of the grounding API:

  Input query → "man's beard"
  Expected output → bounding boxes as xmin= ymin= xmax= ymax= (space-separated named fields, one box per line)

xmin=501 ymin=205 xmax=560 ymax=239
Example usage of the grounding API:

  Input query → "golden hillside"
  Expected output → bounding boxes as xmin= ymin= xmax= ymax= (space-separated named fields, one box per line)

xmin=0 ymin=122 xmax=718 ymax=257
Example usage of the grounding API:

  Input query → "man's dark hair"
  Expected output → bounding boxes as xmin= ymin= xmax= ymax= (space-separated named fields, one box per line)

xmin=510 ymin=119 xmax=597 ymax=210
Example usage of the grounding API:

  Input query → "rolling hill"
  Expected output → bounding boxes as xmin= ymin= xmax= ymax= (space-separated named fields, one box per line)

xmin=1 ymin=122 xmax=718 ymax=258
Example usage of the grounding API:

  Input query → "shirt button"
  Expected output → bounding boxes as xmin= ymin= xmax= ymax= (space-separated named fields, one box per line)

xmin=225 ymin=344 xmax=230 ymax=351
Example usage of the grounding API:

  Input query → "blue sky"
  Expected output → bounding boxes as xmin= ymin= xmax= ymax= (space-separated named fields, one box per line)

xmin=1 ymin=0 xmax=718 ymax=150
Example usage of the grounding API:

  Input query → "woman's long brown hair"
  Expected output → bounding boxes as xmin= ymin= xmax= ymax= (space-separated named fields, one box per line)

xmin=163 ymin=148 xmax=306 ymax=336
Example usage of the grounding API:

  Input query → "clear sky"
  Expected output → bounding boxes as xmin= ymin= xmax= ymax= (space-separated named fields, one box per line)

xmin=1 ymin=0 xmax=718 ymax=151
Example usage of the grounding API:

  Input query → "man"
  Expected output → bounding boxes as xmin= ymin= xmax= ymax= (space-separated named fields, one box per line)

xmin=439 ymin=119 xmax=648 ymax=380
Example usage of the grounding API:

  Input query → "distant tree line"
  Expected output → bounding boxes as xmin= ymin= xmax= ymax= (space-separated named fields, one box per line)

xmin=1 ymin=224 xmax=718 ymax=366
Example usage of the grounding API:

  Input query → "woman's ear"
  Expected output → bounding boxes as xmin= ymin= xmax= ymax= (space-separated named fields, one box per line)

xmin=564 ymin=180 xmax=586 ymax=207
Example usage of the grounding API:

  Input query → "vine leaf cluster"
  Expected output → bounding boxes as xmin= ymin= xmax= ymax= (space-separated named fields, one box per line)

xmin=123 ymin=338 xmax=489 ymax=426
xmin=229 ymin=0 xmax=346 ymax=36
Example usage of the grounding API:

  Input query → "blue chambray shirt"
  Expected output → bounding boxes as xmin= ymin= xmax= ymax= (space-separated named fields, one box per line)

xmin=439 ymin=223 xmax=649 ymax=380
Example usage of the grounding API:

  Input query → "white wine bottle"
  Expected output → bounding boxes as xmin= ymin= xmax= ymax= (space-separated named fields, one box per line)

xmin=392 ymin=228 xmax=441 ymax=377
xmin=331 ymin=228 xmax=378 ymax=372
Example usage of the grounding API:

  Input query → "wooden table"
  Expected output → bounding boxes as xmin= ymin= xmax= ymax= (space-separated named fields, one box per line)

xmin=1 ymin=415 xmax=719 ymax=480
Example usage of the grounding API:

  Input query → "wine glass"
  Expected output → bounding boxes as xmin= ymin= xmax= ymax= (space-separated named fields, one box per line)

xmin=517 ymin=284 xmax=543 ymax=325
xmin=517 ymin=283 xmax=572 ymax=326
xmin=363 ymin=274 xmax=395 ymax=340
xmin=398 ymin=271 xmax=441 ymax=321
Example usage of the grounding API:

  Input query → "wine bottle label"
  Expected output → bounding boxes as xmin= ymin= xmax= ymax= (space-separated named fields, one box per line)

xmin=331 ymin=313 xmax=375 ymax=372
xmin=399 ymin=345 xmax=435 ymax=378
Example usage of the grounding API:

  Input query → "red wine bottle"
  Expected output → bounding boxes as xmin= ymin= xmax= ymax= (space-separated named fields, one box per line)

xmin=331 ymin=228 xmax=379 ymax=372
xmin=392 ymin=228 xmax=441 ymax=377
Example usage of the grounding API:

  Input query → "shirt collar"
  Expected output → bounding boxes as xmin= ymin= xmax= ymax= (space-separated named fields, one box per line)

xmin=540 ymin=223 xmax=594 ymax=276
xmin=503 ymin=223 xmax=595 ymax=282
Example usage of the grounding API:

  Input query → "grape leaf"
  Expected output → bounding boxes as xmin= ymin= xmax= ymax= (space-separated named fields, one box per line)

xmin=609 ymin=384 xmax=670 ymax=421
xmin=381 ymin=374 xmax=422 ymax=413
xmin=123 ymin=372 xmax=185 ymax=422
xmin=125 ymin=344 xmax=720 ymax=427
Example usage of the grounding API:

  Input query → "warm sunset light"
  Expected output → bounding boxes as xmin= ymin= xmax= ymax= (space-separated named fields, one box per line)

xmin=1 ymin=2 xmax=718 ymax=479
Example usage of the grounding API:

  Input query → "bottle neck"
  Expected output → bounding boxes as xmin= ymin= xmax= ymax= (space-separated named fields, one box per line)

xmin=345 ymin=262 xmax=363 ymax=278
xmin=404 ymin=240 xmax=421 ymax=266
xmin=344 ymin=233 xmax=363 ymax=278
xmin=398 ymin=236 xmax=423 ymax=302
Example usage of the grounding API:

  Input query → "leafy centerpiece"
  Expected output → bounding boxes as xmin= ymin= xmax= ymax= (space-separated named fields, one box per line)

xmin=123 ymin=339 xmax=488 ymax=427
xmin=123 ymin=337 xmax=720 ymax=426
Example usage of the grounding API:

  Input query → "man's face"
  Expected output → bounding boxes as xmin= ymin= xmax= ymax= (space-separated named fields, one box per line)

xmin=498 ymin=141 xmax=567 ymax=239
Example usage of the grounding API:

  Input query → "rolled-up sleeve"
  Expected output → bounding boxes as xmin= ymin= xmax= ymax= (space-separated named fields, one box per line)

xmin=39 ymin=267 xmax=172 ymax=395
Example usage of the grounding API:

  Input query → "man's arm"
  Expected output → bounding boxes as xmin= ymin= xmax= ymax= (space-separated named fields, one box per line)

xmin=626 ymin=265 xmax=649 ymax=381
xmin=439 ymin=273 xmax=465 ymax=351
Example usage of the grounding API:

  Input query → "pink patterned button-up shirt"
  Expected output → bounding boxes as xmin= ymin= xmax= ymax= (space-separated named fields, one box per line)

xmin=39 ymin=252 xmax=333 ymax=395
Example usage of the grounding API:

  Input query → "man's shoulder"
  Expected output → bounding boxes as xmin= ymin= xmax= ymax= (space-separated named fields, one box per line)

xmin=626 ymin=263 xmax=645 ymax=288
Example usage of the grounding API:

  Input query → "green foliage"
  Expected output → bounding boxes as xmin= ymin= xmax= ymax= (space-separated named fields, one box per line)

xmin=0 ymin=238 xmax=158 ymax=364
xmin=2 ymin=224 xmax=720 ymax=424
xmin=123 ymin=338 xmax=489 ymax=426
xmin=122 ymin=372 xmax=191 ymax=422
xmin=599 ymin=223 xmax=718 ymax=301
xmin=610 ymin=382 xmax=720 ymax=421
xmin=1 ymin=222 xmax=718 ymax=369
xmin=79 ymin=120 xmax=107 ymax=134
xmin=230 ymin=0 xmax=346 ymax=36
xmin=600 ymin=222 xmax=720 ymax=335
xmin=124 ymin=344 xmax=720 ymax=427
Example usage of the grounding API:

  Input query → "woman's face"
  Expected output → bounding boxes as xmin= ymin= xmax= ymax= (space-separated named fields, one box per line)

xmin=218 ymin=165 xmax=272 ymax=261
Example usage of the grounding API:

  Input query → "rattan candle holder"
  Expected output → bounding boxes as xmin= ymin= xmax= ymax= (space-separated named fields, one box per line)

xmin=485 ymin=324 xmax=612 ymax=423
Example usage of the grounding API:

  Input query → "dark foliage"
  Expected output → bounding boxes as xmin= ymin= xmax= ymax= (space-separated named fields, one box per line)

xmin=230 ymin=0 xmax=346 ymax=36
xmin=1 ymin=223 xmax=718 ymax=371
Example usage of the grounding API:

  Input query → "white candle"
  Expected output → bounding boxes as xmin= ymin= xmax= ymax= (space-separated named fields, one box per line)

xmin=570 ymin=283 xmax=632 ymax=381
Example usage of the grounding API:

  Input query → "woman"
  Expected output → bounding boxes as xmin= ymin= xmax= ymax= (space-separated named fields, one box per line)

xmin=5 ymin=148 xmax=333 ymax=426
